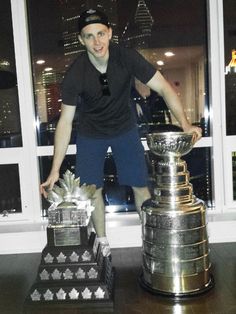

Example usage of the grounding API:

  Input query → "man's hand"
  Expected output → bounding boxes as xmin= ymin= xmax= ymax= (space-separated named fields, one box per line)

xmin=182 ymin=124 xmax=202 ymax=142
xmin=40 ymin=170 xmax=60 ymax=198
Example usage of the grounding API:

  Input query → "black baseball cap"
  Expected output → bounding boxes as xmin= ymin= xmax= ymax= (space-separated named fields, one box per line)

xmin=78 ymin=9 xmax=110 ymax=33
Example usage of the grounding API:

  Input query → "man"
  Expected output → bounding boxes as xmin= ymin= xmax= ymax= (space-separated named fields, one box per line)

xmin=40 ymin=9 xmax=202 ymax=256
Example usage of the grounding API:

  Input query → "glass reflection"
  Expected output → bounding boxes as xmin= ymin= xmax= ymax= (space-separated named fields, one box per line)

xmin=0 ymin=0 xmax=22 ymax=147
xmin=27 ymin=0 xmax=209 ymax=146
xmin=39 ymin=146 xmax=212 ymax=216
xmin=39 ymin=154 xmax=136 ymax=216
xmin=28 ymin=0 xmax=212 ymax=214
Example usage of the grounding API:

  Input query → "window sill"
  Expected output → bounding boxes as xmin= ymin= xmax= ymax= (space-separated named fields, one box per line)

xmin=0 ymin=211 xmax=236 ymax=254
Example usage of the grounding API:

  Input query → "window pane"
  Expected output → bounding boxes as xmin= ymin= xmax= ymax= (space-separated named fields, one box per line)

xmin=28 ymin=0 xmax=209 ymax=145
xmin=0 ymin=164 xmax=22 ymax=215
xmin=224 ymin=0 xmax=236 ymax=135
xmin=39 ymin=155 xmax=76 ymax=216
xmin=39 ymin=154 xmax=136 ymax=216
xmin=29 ymin=1 xmax=212 ymax=214
xmin=120 ymin=0 xmax=210 ymax=137
xmin=39 ymin=147 xmax=213 ymax=216
xmin=0 ymin=0 xmax=22 ymax=147
xmin=233 ymin=152 xmax=236 ymax=201
xmin=183 ymin=147 xmax=212 ymax=207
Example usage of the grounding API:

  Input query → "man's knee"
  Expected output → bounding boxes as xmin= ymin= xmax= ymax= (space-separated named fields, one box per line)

xmin=132 ymin=186 xmax=151 ymax=201
xmin=93 ymin=188 xmax=104 ymax=207
xmin=94 ymin=187 xmax=103 ymax=197
xmin=132 ymin=186 xmax=151 ymax=210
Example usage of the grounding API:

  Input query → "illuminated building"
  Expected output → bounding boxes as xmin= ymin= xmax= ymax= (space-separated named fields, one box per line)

xmin=121 ymin=0 xmax=154 ymax=48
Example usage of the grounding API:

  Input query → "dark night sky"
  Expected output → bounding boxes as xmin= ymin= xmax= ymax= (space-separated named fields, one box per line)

xmin=0 ymin=0 xmax=16 ymax=68
xmin=2 ymin=0 xmax=235 ymax=65
xmin=0 ymin=0 xmax=236 ymax=67
xmin=25 ymin=0 xmax=207 ymax=56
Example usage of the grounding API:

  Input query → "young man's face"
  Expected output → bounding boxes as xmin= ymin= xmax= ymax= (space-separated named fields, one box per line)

xmin=79 ymin=24 xmax=112 ymax=60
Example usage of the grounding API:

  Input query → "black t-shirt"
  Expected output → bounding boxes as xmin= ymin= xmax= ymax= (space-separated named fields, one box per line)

xmin=61 ymin=43 xmax=156 ymax=138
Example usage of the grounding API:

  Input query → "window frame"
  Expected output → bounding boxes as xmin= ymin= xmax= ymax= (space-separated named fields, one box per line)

xmin=1 ymin=0 xmax=235 ymax=224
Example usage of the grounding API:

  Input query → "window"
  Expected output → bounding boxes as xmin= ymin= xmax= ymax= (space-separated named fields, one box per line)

xmin=27 ymin=0 xmax=212 ymax=213
xmin=0 ymin=164 xmax=21 ymax=215
xmin=233 ymin=152 xmax=236 ymax=201
xmin=0 ymin=0 xmax=23 ymax=217
xmin=39 ymin=155 xmax=76 ymax=216
xmin=0 ymin=0 xmax=22 ymax=147
xmin=28 ymin=0 xmax=210 ymax=145
xmin=224 ymin=0 xmax=236 ymax=136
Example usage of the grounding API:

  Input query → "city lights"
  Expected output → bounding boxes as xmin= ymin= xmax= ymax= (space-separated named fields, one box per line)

xmin=156 ymin=60 xmax=164 ymax=66
xmin=164 ymin=51 xmax=175 ymax=57
xmin=36 ymin=59 xmax=45 ymax=65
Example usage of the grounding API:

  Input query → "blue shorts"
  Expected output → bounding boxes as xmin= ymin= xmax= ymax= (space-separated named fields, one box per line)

xmin=75 ymin=127 xmax=148 ymax=188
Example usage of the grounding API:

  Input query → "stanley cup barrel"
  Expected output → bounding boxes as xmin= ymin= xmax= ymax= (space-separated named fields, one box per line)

xmin=140 ymin=131 xmax=214 ymax=297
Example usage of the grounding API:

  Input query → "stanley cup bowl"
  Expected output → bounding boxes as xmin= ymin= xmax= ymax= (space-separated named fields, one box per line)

xmin=146 ymin=132 xmax=195 ymax=158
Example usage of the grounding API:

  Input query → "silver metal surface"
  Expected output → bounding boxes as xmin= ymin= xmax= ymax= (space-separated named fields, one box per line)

xmin=47 ymin=170 xmax=96 ymax=227
xmin=143 ymin=225 xmax=207 ymax=245
xmin=142 ymin=265 xmax=212 ymax=294
xmin=146 ymin=132 xmax=195 ymax=158
xmin=144 ymin=206 xmax=206 ymax=229
xmin=141 ymin=131 xmax=213 ymax=296
xmin=143 ymin=239 xmax=209 ymax=260
xmin=143 ymin=252 xmax=210 ymax=275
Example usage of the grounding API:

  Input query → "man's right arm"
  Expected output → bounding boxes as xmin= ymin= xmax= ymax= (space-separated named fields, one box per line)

xmin=40 ymin=104 xmax=76 ymax=197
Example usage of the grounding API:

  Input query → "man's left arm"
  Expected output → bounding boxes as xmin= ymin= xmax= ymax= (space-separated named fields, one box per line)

xmin=146 ymin=71 xmax=202 ymax=141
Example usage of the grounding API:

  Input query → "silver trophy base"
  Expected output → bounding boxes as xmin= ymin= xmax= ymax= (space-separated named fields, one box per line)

xmin=139 ymin=270 xmax=214 ymax=299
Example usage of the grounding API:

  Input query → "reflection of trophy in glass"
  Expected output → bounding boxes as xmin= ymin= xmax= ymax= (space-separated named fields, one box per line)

xmin=140 ymin=132 xmax=214 ymax=297
xmin=24 ymin=170 xmax=114 ymax=311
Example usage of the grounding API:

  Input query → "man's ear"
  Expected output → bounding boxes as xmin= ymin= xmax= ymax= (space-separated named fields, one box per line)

xmin=108 ymin=27 xmax=112 ymax=40
xmin=78 ymin=35 xmax=85 ymax=46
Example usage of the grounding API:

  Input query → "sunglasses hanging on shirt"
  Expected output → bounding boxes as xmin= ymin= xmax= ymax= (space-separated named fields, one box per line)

xmin=99 ymin=73 xmax=111 ymax=96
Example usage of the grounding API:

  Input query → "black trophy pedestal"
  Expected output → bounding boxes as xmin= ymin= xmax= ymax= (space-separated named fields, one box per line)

xmin=23 ymin=227 xmax=115 ymax=313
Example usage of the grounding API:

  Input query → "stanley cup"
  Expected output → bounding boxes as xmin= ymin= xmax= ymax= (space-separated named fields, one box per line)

xmin=140 ymin=131 xmax=214 ymax=297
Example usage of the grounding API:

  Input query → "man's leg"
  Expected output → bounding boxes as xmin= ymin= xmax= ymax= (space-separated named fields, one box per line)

xmin=91 ymin=187 xmax=106 ymax=237
xmin=110 ymin=128 xmax=151 ymax=218
xmin=75 ymin=135 xmax=110 ymax=256
xmin=132 ymin=186 xmax=151 ymax=218
xmin=76 ymin=135 xmax=107 ymax=236
xmin=91 ymin=188 xmax=111 ymax=256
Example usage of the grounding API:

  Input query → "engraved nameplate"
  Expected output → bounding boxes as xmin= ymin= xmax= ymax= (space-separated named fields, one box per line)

xmin=54 ymin=227 xmax=81 ymax=246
